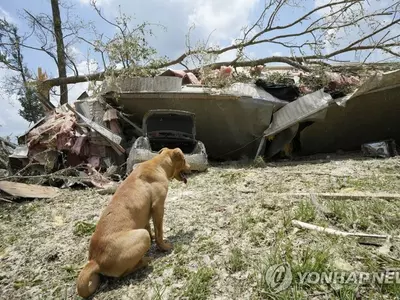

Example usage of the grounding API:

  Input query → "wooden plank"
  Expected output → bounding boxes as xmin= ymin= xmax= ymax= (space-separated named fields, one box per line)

xmin=271 ymin=192 xmax=400 ymax=200
xmin=0 ymin=181 xmax=60 ymax=199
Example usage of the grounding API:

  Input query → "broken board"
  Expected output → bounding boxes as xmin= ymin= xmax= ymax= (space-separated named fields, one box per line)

xmin=0 ymin=181 xmax=60 ymax=199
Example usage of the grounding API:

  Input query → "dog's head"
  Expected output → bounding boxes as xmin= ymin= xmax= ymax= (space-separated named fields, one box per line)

xmin=158 ymin=148 xmax=191 ymax=183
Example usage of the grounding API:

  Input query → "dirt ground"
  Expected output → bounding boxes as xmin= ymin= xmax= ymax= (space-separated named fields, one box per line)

xmin=1 ymin=154 xmax=400 ymax=300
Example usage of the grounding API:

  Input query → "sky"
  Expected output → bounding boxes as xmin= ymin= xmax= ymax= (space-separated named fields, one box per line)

xmin=0 ymin=0 xmax=397 ymax=139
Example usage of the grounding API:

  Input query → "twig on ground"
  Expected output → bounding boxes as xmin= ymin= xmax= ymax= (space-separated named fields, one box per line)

xmin=2 ymin=164 xmax=86 ymax=181
xmin=0 ymin=197 xmax=13 ymax=203
xmin=12 ymin=162 xmax=42 ymax=177
xmin=2 ymin=174 xmax=93 ymax=182
xmin=292 ymin=220 xmax=390 ymax=245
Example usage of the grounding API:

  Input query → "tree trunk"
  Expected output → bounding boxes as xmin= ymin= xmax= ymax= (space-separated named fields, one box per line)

xmin=51 ymin=0 xmax=68 ymax=104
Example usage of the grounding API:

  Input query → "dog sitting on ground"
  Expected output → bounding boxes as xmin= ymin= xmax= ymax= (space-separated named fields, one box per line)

xmin=76 ymin=148 xmax=190 ymax=298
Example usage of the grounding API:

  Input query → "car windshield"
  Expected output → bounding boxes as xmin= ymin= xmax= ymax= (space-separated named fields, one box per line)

xmin=145 ymin=113 xmax=194 ymax=137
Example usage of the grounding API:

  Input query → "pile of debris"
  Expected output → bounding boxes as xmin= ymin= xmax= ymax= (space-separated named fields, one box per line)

xmin=1 ymin=63 xmax=399 ymax=200
xmin=2 ymin=98 xmax=128 ymax=197
xmin=13 ymin=98 xmax=129 ymax=170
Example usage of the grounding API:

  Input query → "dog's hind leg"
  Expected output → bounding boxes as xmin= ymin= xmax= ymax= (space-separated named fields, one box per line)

xmin=121 ymin=256 xmax=152 ymax=277
xmin=145 ymin=222 xmax=153 ymax=240
xmin=101 ymin=229 xmax=151 ymax=277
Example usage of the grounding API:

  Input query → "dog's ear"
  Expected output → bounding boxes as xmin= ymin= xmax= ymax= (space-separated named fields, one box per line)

xmin=158 ymin=147 xmax=168 ymax=154
xmin=171 ymin=148 xmax=185 ymax=162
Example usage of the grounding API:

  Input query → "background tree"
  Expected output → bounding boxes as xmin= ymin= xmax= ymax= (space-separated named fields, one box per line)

xmin=19 ymin=1 xmax=87 ymax=104
xmin=1 ymin=0 xmax=399 ymax=98
xmin=0 ymin=18 xmax=46 ymax=123
xmin=50 ymin=0 xmax=68 ymax=104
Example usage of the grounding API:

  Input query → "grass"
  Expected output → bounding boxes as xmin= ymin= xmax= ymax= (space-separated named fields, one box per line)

xmin=151 ymin=280 xmax=167 ymax=300
xmin=1 ymin=156 xmax=400 ymax=299
xmin=173 ymin=243 xmax=184 ymax=254
xmin=293 ymin=200 xmax=316 ymax=223
xmin=226 ymin=247 xmax=246 ymax=273
xmin=197 ymin=236 xmax=221 ymax=255
xmin=62 ymin=265 xmax=81 ymax=281
xmin=173 ymin=265 xmax=190 ymax=279
xmin=258 ymin=240 xmax=333 ymax=299
xmin=219 ymin=171 xmax=244 ymax=184
xmin=73 ymin=221 xmax=97 ymax=237
xmin=13 ymin=278 xmax=43 ymax=290
xmin=183 ymin=267 xmax=215 ymax=300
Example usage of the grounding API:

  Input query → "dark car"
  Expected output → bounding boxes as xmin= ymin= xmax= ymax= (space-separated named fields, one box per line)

xmin=126 ymin=109 xmax=208 ymax=173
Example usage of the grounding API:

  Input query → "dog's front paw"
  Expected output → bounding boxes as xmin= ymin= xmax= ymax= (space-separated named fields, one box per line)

xmin=157 ymin=241 xmax=173 ymax=251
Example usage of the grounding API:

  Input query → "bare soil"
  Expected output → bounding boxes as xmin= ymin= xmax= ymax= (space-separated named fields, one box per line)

xmin=1 ymin=154 xmax=400 ymax=300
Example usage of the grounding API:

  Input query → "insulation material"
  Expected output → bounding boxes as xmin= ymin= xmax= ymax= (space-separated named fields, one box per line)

xmin=74 ymin=98 xmax=106 ymax=126
xmin=159 ymin=69 xmax=201 ymax=85
xmin=104 ymin=108 xmax=122 ymax=134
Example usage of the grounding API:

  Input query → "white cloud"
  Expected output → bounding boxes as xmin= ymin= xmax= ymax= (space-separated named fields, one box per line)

xmin=0 ymin=6 xmax=16 ymax=23
xmin=272 ymin=52 xmax=282 ymax=57
xmin=173 ymin=0 xmax=260 ymax=41
xmin=76 ymin=0 xmax=259 ymax=53
xmin=68 ymin=60 xmax=99 ymax=101
xmin=78 ymin=0 xmax=112 ymax=6
xmin=0 ymin=8 xmax=30 ymax=138
xmin=217 ymin=50 xmax=237 ymax=62
xmin=0 ymin=69 xmax=30 ymax=139
xmin=66 ymin=45 xmax=85 ymax=62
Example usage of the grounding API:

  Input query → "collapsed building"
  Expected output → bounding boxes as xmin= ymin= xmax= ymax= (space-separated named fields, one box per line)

xmin=6 ymin=63 xmax=400 ymax=179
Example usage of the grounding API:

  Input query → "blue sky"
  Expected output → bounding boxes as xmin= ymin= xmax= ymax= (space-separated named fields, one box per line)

xmin=0 ymin=0 xmax=397 ymax=139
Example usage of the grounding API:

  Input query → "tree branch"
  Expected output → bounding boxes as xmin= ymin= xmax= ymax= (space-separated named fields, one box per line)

xmin=35 ymin=0 xmax=400 ymax=91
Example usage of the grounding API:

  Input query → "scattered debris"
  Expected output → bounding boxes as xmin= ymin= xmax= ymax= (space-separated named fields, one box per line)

xmin=6 ymin=101 xmax=127 ymax=190
xmin=66 ymin=104 xmax=125 ymax=155
xmin=362 ymin=139 xmax=398 ymax=158
xmin=255 ymin=78 xmax=300 ymax=102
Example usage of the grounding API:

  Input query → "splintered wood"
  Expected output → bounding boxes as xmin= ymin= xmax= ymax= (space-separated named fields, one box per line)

xmin=0 ymin=181 xmax=60 ymax=200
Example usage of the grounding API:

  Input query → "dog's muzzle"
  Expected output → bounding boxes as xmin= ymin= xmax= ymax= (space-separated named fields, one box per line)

xmin=179 ymin=171 xmax=188 ymax=184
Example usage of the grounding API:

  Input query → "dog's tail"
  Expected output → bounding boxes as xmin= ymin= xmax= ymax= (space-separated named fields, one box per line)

xmin=76 ymin=260 xmax=100 ymax=298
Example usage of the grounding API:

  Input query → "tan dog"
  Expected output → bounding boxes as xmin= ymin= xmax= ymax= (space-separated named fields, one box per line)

xmin=76 ymin=148 xmax=190 ymax=298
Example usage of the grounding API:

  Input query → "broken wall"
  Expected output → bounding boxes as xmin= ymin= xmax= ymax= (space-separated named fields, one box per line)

xmin=300 ymin=86 xmax=400 ymax=154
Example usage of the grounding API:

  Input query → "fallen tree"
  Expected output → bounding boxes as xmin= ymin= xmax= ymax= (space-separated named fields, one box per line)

xmin=36 ymin=0 xmax=399 ymax=95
